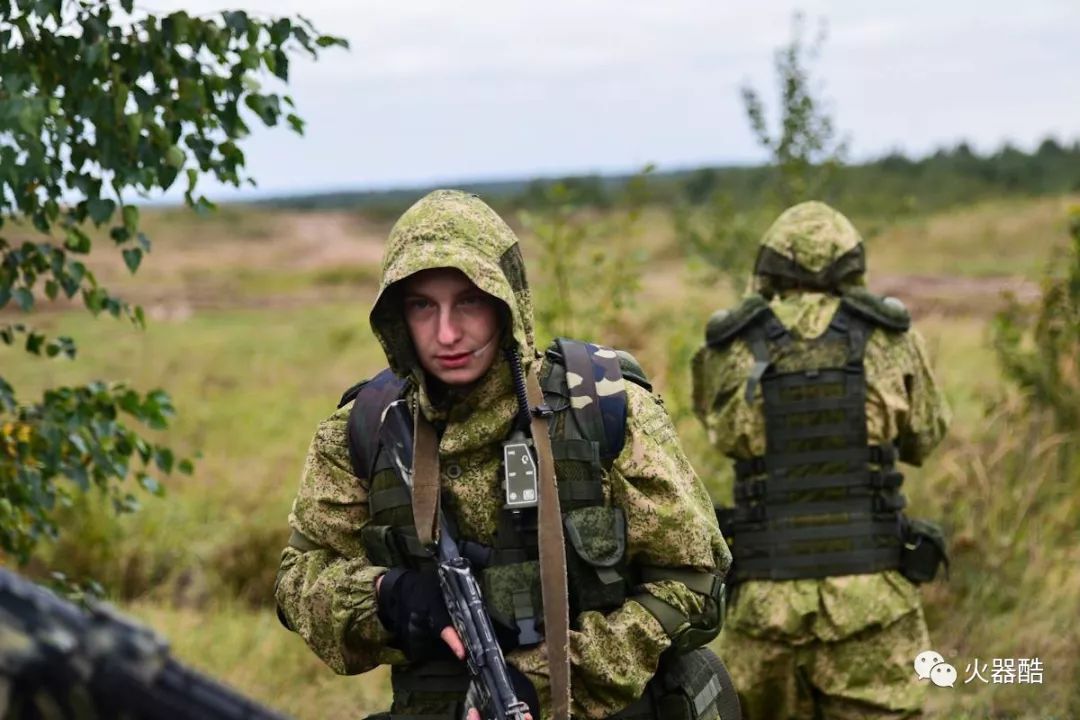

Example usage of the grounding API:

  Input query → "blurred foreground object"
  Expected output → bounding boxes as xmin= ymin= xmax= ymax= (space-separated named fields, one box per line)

xmin=0 ymin=567 xmax=291 ymax=719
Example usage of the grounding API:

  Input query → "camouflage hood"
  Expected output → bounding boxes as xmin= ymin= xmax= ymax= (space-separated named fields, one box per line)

xmin=369 ymin=189 xmax=537 ymax=383
xmin=753 ymin=201 xmax=866 ymax=295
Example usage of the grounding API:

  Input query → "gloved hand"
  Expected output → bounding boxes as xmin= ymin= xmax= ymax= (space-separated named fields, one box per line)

xmin=463 ymin=665 xmax=539 ymax=720
xmin=376 ymin=567 xmax=453 ymax=662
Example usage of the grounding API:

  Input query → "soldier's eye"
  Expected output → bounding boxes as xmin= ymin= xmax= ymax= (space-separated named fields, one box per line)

xmin=404 ymin=297 xmax=434 ymax=313
xmin=458 ymin=293 xmax=487 ymax=308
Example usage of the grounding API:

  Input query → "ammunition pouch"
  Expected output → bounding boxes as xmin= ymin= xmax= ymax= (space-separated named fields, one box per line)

xmin=477 ymin=560 xmax=544 ymax=649
xmin=899 ymin=517 xmax=949 ymax=584
xmin=564 ymin=506 xmax=629 ymax=616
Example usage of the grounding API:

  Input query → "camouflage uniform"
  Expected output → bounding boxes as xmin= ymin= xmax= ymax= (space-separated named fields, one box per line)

xmin=691 ymin=202 xmax=950 ymax=720
xmin=276 ymin=190 xmax=730 ymax=720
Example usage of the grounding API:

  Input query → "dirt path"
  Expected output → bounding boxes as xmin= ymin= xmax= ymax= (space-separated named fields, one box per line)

xmin=871 ymin=274 xmax=1040 ymax=316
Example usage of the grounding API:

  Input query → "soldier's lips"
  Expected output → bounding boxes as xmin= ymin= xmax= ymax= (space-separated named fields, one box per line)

xmin=436 ymin=352 xmax=473 ymax=369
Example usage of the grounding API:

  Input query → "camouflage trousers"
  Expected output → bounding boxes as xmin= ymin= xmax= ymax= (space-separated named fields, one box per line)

xmin=719 ymin=606 xmax=930 ymax=720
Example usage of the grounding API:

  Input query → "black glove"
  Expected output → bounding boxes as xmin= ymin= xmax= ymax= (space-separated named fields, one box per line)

xmin=376 ymin=567 xmax=453 ymax=662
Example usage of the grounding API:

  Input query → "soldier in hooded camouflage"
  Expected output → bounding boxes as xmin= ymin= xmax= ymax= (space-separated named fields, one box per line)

xmin=692 ymin=201 xmax=951 ymax=719
xmin=275 ymin=190 xmax=733 ymax=720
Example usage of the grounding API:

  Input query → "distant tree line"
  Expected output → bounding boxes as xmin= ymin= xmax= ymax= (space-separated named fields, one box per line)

xmin=263 ymin=137 xmax=1080 ymax=221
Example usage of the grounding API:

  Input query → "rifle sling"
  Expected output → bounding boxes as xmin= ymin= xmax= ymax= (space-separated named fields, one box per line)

xmin=527 ymin=363 xmax=571 ymax=720
xmin=412 ymin=406 xmax=441 ymax=548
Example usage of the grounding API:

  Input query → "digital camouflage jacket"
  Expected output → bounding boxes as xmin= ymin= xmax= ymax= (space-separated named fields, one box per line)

xmin=276 ymin=190 xmax=729 ymax=719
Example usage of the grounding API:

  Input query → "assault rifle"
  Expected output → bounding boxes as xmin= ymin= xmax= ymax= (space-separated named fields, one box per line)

xmin=0 ymin=567 xmax=292 ymax=720
xmin=381 ymin=399 xmax=530 ymax=720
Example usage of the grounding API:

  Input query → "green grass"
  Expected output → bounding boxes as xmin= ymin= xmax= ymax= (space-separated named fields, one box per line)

xmin=865 ymin=195 xmax=1077 ymax=279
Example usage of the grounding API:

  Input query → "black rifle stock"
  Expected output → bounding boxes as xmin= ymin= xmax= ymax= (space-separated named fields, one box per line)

xmin=0 ymin=567 xmax=292 ymax=720
xmin=381 ymin=399 xmax=530 ymax=720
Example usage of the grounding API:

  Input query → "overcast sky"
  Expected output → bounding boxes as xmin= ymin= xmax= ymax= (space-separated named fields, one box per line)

xmin=146 ymin=0 xmax=1080 ymax=199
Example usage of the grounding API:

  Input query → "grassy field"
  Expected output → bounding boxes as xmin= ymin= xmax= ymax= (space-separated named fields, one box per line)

xmin=3 ymin=193 xmax=1078 ymax=718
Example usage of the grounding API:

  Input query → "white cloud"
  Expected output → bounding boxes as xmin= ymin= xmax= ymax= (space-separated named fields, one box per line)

xmin=138 ymin=0 xmax=1080 ymax=196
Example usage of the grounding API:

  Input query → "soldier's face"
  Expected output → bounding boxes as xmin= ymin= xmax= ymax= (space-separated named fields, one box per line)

xmin=402 ymin=268 xmax=501 ymax=387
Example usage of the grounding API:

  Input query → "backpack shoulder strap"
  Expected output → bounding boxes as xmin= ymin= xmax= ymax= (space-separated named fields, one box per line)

xmin=546 ymin=338 xmax=641 ymax=463
xmin=342 ymin=368 xmax=408 ymax=479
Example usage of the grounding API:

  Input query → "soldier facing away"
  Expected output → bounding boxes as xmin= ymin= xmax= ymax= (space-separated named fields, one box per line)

xmin=692 ymin=201 xmax=951 ymax=719
xmin=275 ymin=190 xmax=736 ymax=720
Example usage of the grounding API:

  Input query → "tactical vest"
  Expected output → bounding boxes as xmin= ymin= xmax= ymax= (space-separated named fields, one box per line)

xmin=343 ymin=339 xmax=731 ymax=720
xmin=709 ymin=292 xmax=910 ymax=583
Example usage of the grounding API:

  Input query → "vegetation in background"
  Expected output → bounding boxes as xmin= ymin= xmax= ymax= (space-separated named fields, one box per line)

xmin=264 ymin=140 xmax=1080 ymax=232
xmin=674 ymin=11 xmax=847 ymax=292
xmin=520 ymin=167 xmax=651 ymax=342
xmin=0 ymin=0 xmax=345 ymax=566
xmin=739 ymin=12 xmax=847 ymax=206
xmin=909 ymin=211 xmax=1080 ymax=716
xmin=993 ymin=206 xmax=1080 ymax=434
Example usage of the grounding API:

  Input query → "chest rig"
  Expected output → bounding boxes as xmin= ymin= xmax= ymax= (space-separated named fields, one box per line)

xmin=341 ymin=339 xmax=648 ymax=651
xmin=712 ymin=294 xmax=909 ymax=583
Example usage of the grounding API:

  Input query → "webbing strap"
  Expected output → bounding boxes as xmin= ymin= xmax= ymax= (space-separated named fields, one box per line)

xmin=551 ymin=438 xmax=600 ymax=465
xmin=558 ymin=480 xmax=604 ymax=504
xmin=286 ymin=529 xmax=321 ymax=553
xmin=411 ymin=409 xmax=441 ymax=548
xmin=526 ymin=364 xmax=570 ymax=720
xmin=735 ymin=518 xmax=899 ymax=545
xmin=369 ymin=485 xmax=412 ymax=516
xmin=735 ymin=546 xmax=899 ymax=569
xmin=639 ymin=566 xmax=721 ymax=597
xmin=737 ymin=471 xmax=870 ymax=496
xmin=735 ymin=547 xmax=900 ymax=580
xmin=744 ymin=312 xmax=790 ymax=402
xmin=754 ymin=497 xmax=885 ymax=520
xmin=766 ymin=446 xmax=870 ymax=467
xmin=631 ymin=593 xmax=686 ymax=639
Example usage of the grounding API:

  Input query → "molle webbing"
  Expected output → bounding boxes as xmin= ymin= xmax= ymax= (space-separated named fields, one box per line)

xmin=728 ymin=305 xmax=906 ymax=581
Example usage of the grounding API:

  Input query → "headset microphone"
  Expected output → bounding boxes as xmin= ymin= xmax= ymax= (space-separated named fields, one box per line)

xmin=471 ymin=336 xmax=497 ymax=357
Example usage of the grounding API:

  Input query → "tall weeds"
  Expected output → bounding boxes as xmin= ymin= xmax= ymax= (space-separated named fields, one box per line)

xmin=915 ymin=208 xmax=1080 ymax=716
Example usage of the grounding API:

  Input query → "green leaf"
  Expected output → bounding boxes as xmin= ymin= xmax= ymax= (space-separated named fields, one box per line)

xmin=13 ymin=287 xmax=33 ymax=311
xmin=178 ymin=459 xmax=194 ymax=475
xmin=154 ymin=447 xmax=174 ymax=473
xmin=164 ymin=145 xmax=185 ymax=168
xmin=223 ymin=10 xmax=249 ymax=35
xmin=64 ymin=227 xmax=91 ymax=253
xmin=138 ymin=473 xmax=163 ymax=496
xmin=25 ymin=332 xmax=44 ymax=355
xmin=316 ymin=34 xmax=347 ymax=49
xmin=271 ymin=49 xmax=288 ymax=81
xmin=122 ymin=205 xmax=139 ymax=232
xmin=87 ymin=198 xmax=116 ymax=225
xmin=122 ymin=247 xmax=142 ymax=274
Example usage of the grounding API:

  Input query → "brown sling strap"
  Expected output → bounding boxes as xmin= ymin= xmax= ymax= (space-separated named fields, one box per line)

xmin=411 ymin=405 xmax=441 ymax=548
xmin=527 ymin=363 xmax=571 ymax=720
